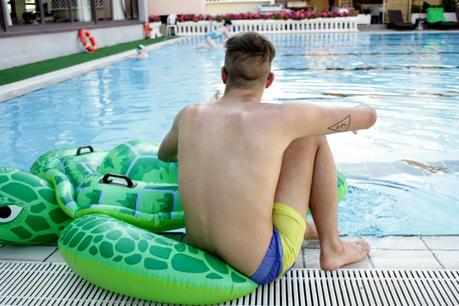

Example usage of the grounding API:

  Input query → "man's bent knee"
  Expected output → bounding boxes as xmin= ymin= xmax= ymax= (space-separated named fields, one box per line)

xmin=275 ymin=136 xmax=324 ymax=217
xmin=284 ymin=135 xmax=325 ymax=157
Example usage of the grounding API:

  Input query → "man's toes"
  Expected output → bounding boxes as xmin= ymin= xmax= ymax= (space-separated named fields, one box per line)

xmin=358 ymin=241 xmax=370 ymax=253
xmin=354 ymin=240 xmax=370 ymax=254
xmin=365 ymin=244 xmax=371 ymax=253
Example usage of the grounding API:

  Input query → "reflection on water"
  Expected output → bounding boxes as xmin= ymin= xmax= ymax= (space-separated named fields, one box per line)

xmin=0 ymin=33 xmax=458 ymax=235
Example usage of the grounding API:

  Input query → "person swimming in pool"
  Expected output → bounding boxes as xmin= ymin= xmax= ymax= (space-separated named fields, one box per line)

xmin=135 ymin=44 xmax=148 ymax=59
xmin=158 ymin=32 xmax=375 ymax=285
xmin=204 ymin=19 xmax=232 ymax=48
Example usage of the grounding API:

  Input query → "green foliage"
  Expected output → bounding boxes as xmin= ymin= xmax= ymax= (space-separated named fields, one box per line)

xmin=353 ymin=0 xmax=362 ymax=11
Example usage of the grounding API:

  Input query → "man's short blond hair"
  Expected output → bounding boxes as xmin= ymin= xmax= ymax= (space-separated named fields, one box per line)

xmin=224 ymin=32 xmax=276 ymax=89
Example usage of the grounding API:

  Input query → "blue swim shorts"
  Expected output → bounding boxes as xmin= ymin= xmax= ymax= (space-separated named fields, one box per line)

xmin=250 ymin=228 xmax=283 ymax=285
xmin=250 ymin=202 xmax=306 ymax=285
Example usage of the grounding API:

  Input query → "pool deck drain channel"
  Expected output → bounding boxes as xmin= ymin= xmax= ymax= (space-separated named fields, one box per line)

xmin=0 ymin=261 xmax=458 ymax=306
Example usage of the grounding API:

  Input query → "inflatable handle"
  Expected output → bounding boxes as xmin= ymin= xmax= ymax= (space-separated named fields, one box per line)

xmin=76 ymin=146 xmax=94 ymax=156
xmin=100 ymin=173 xmax=136 ymax=188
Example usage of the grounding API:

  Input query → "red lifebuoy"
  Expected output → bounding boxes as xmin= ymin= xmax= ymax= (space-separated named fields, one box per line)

xmin=79 ymin=29 xmax=97 ymax=53
xmin=144 ymin=22 xmax=152 ymax=39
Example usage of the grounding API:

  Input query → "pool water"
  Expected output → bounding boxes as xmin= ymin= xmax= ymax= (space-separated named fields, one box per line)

xmin=1 ymin=33 xmax=458 ymax=236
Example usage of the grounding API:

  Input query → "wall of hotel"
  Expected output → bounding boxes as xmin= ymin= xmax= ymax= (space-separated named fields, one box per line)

xmin=310 ymin=0 xmax=329 ymax=12
xmin=384 ymin=0 xmax=411 ymax=21
xmin=148 ymin=0 xmax=205 ymax=15
xmin=0 ymin=24 xmax=146 ymax=69
xmin=205 ymin=2 xmax=271 ymax=14
xmin=411 ymin=0 xmax=442 ymax=11
xmin=385 ymin=0 xmax=443 ymax=22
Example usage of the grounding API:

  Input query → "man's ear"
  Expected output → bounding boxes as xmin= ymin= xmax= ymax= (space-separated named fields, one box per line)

xmin=221 ymin=67 xmax=228 ymax=84
xmin=266 ymin=72 xmax=275 ymax=88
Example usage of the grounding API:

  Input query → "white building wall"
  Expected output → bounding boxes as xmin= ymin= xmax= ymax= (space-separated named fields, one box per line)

xmin=205 ymin=1 xmax=272 ymax=14
xmin=147 ymin=0 xmax=274 ymax=16
xmin=0 ymin=24 xmax=145 ymax=70
xmin=148 ymin=0 xmax=205 ymax=15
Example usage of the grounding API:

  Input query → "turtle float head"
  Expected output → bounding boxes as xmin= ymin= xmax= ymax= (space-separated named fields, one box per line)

xmin=0 ymin=168 xmax=71 ymax=244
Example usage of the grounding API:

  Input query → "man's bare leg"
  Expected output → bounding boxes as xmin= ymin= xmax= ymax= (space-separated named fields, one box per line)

xmin=275 ymin=136 xmax=370 ymax=270
xmin=308 ymin=137 xmax=370 ymax=270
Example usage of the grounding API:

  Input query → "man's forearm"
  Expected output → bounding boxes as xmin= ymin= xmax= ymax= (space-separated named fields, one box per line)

xmin=326 ymin=104 xmax=377 ymax=133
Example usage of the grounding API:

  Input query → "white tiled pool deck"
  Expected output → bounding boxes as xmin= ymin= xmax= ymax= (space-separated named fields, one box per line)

xmin=1 ymin=235 xmax=458 ymax=269
xmin=302 ymin=236 xmax=459 ymax=269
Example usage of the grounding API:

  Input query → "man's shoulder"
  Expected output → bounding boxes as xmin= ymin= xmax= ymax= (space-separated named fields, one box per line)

xmin=180 ymin=103 xmax=210 ymax=115
xmin=246 ymin=102 xmax=288 ymax=117
xmin=178 ymin=103 xmax=202 ymax=115
xmin=177 ymin=103 xmax=213 ymax=124
xmin=179 ymin=102 xmax=288 ymax=121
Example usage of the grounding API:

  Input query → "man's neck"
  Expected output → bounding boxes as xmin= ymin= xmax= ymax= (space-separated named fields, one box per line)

xmin=220 ymin=86 xmax=264 ymax=104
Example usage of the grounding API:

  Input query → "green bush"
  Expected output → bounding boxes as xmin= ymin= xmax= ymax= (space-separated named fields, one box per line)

xmin=353 ymin=0 xmax=362 ymax=11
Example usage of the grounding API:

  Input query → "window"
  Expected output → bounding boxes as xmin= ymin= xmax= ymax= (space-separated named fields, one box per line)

xmin=98 ymin=0 xmax=128 ymax=21
xmin=5 ymin=0 xmax=42 ymax=26
xmin=0 ymin=0 xmax=138 ymax=32
xmin=0 ymin=0 xmax=8 ymax=30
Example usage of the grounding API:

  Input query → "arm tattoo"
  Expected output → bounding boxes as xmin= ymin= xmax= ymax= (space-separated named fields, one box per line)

xmin=328 ymin=114 xmax=351 ymax=132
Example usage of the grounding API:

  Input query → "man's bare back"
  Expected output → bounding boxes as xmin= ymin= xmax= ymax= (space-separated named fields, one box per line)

xmin=158 ymin=32 xmax=376 ymax=281
xmin=177 ymin=102 xmax=297 ymax=276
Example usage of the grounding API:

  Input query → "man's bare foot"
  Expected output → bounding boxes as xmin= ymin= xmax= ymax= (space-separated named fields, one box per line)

xmin=320 ymin=239 xmax=370 ymax=271
xmin=304 ymin=221 xmax=319 ymax=239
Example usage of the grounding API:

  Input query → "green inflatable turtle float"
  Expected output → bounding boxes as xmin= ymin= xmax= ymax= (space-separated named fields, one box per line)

xmin=0 ymin=139 xmax=348 ymax=305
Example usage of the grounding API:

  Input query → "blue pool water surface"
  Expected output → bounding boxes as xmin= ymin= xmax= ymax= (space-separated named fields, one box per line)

xmin=1 ymin=33 xmax=458 ymax=236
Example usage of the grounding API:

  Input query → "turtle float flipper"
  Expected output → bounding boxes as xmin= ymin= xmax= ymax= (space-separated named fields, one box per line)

xmin=39 ymin=168 xmax=79 ymax=218
xmin=59 ymin=214 xmax=257 ymax=305
xmin=0 ymin=168 xmax=71 ymax=244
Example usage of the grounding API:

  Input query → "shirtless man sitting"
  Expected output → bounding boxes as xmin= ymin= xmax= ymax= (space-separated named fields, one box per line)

xmin=158 ymin=32 xmax=376 ymax=285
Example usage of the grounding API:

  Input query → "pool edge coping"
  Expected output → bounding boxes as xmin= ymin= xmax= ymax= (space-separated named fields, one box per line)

xmin=0 ymin=37 xmax=186 ymax=103
xmin=356 ymin=29 xmax=459 ymax=35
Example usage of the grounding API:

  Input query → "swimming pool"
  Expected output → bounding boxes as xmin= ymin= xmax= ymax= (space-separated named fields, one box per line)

xmin=1 ymin=33 xmax=458 ymax=236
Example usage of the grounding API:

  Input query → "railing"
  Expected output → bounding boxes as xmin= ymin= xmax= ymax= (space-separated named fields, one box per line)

xmin=175 ymin=17 xmax=359 ymax=35
xmin=173 ymin=32 xmax=361 ymax=47
xmin=51 ymin=0 xmax=103 ymax=10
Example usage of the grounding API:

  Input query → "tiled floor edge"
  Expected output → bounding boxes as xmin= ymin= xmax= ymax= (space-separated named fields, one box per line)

xmin=356 ymin=29 xmax=459 ymax=35
xmin=367 ymin=253 xmax=376 ymax=268
xmin=0 ymin=37 xmax=183 ymax=103
xmin=421 ymin=236 xmax=447 ymax=268
xmin=42 ymin=248 xmax=60 ymax=263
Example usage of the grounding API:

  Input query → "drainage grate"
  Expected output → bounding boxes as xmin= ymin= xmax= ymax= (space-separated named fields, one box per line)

xmin=0 ymin=261 xmax=458 ymax=306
